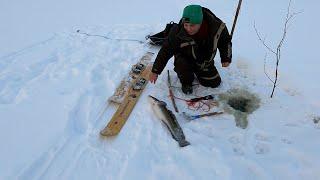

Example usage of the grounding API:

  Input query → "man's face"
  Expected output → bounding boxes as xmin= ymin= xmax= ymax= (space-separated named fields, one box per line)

xmin=183 ymin=22 xmax=201 ymax=35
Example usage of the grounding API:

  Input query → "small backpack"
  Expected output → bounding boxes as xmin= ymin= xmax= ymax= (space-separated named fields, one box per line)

xmin=147 ymin=21 xmax=176 ymax=46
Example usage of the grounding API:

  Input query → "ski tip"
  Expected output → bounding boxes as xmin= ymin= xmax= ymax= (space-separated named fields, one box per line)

xmin=100 ymin=128 xmax=118 ymax=137
xmin=179 ymin=140 xmax=190 ymax=147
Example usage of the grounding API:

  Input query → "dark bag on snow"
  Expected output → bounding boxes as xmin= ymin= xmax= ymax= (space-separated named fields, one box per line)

xmin=147 ymin=21 xmax=176 ymax=46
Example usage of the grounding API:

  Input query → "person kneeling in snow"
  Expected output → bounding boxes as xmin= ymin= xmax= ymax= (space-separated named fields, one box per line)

xmin=149 ymin=4 xmax=232 ymax=94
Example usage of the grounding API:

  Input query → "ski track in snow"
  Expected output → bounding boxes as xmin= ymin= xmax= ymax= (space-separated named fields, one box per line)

xmin=1 ymin=25 xmax=319 ymax=179
xmin=0 ymin=47 xmax=57 ymax=104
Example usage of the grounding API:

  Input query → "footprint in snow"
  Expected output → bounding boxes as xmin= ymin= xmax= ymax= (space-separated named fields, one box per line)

xmin=228 ymin=136 xmax=246 ymax=156
xmin=229 ymin=135 xmax=241 ymax=144
xmin=281 ymin=138 xmax=293 ymax=144
xmin=232 ymin=145 xmax=245 ymax=156
xmin=254 ymin=143 xmax=269 ymax=155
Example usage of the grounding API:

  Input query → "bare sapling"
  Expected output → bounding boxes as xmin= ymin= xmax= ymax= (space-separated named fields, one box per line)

xmin=254 ymin=0 xmax=301 ymax=98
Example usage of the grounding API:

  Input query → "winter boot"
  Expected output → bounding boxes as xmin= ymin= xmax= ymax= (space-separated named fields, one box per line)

xmin=182 ymin=84 xmax=193 ymax=95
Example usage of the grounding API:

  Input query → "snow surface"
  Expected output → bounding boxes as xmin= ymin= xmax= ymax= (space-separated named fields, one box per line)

xmin=1 ymin=0 xmax=320 ymax=179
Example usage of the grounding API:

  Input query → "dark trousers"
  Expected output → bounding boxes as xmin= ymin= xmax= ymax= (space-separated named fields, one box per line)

xmin=173 ymin=55 xmax=221 ymax=88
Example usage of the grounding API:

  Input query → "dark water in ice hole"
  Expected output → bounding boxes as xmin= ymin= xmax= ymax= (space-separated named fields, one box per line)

xmin=218 ymin=88 xmax=260 ymax=129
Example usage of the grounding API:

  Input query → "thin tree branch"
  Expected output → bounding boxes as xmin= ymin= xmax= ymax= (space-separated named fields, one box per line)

xmin=270 ymin=0 xmax=300 ymax=98
xmin=255 ymin=0 xmax=300 ymax=98
xmin=254 ymin=22 xmax=277 ymax=54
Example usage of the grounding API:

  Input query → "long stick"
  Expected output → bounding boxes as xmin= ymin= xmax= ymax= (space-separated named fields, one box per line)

xmin=167 ymin=70 xmax=179 ymax=113
xmin=183 ymin=112 xmax=223 ymax=121
xmin=231 ymin=0 xmax=243 ymax=39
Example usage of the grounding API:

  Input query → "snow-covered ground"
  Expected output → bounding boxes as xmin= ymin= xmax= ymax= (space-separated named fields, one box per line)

xmin=1 ymin=0 xmax=319 ymax=179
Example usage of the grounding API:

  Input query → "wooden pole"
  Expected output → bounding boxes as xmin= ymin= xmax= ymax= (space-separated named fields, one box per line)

xmin=231 ymin=0 xmax=243 ymax=39
xmin=167 ymin=70 xmax=179 ymax=113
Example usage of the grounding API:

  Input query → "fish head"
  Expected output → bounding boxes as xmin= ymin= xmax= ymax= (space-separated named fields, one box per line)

xmin=148 ymin=95 xmax=160 ymax=106
xmin=148 ymin=95 xmax=167 ymax=107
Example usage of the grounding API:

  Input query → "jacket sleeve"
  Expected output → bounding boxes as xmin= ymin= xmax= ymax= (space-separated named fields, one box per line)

xmin=217 ymin=26 xmax=232 ymax=63
xmin=151 ymin=26 xmax=178 ymax=75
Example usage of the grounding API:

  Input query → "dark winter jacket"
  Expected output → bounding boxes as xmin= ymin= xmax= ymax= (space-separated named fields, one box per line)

xmin=152 ymin=7 xmax=232 ymax=75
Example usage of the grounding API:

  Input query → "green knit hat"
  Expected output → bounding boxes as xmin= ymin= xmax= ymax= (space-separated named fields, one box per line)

xmin=182 ymin=5 xmax=203 ymax=24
